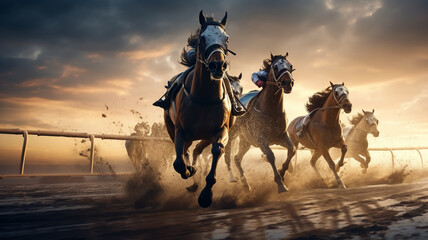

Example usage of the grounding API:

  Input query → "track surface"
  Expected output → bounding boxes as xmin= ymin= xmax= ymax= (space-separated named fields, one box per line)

xmin=1 ymin=175 xmax=428 ymax=240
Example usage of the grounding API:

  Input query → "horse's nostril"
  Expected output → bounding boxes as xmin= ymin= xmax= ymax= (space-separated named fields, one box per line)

xmin=208 ymin=62 xmax=216 ymax=71
xmin=222 ymin=61 xmax=227 ymax=70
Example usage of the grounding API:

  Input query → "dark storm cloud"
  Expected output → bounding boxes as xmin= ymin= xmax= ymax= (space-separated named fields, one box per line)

xmin=355 ymin=0 xmax=428 ymax=49
xmin=0 ymin=0 xmax=427 ymax=109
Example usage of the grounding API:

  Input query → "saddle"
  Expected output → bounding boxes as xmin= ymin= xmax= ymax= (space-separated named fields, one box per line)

xmin=167 ymin=65 xmax=195 ymax=100
xmin=239 ymin=90 xmax=260 ymax=108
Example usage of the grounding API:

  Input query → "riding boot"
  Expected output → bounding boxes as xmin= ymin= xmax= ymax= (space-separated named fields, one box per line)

xmin=224 ymin=76 xmax=246 ymax=116
xmin=296 ymin=127 xmax=305 ymax=138
xmin=297 ymin=116 xmax=310 ymax=138
xmin=153 ymin=81 xmax=180 ymax=110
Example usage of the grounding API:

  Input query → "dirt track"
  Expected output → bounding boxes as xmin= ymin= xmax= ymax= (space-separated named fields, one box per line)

xmin=1 ymin=171 xmax=428 ymax=240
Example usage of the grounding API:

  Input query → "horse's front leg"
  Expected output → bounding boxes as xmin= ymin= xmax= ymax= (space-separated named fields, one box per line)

xmin=334 ymin=139 xmax=347 ymax=172
xmin=173 ymin=127 xmax=196 ymax=179
xmin=260 ymin=142 xmax=288 ymax=193
xmin=278 ymin=133 xmax=296 ymax=180
xmin=321 ymin=148 xmax=347 ymax=189
xmin=198 ymin=126 xmax=229 ymax=208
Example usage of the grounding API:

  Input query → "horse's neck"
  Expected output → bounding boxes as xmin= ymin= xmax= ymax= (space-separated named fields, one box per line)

xmin=320 ymin=94 xmax=340 ymax=126
xmin=352 ymin=120 xmax=369 ymax=139
xmin=258 ymin=79 xmax=284 ymax=114
xmin=190 ymin=62 xmax=223 ymax=100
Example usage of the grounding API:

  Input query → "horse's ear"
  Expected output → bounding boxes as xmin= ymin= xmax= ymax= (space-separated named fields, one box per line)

xmin=342 ymin=82 xmax=345 ymax=85
xmin=330 ymin=81 xmax=334 ymax=87
xmin=199 ymin=10 xmax=206 ymax=26
xmin=270 ymin=53 xmax=274 ymax=60
xmin=286 ymin=52 xmax=289 ymax=57
xmin=221 ymin=12 xmax=227 ymax=26
xmin=372 ymin=109 xmax=375 ymax=113
xmin=238 ymin=73 xmax=242 ymax=79
xmin=362 ymin=109 xmax=368 ymax=114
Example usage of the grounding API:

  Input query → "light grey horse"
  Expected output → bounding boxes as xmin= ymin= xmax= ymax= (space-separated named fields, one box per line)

xmin=332 ymin=109 xmax=379 ymax=173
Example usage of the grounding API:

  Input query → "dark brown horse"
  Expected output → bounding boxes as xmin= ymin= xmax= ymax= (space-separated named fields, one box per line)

xmin=286 ymin=82 xmax=352 ymax=188
xmin=223 ymin=53 xmax=296 ymax=192
xmin=164 ymin=11 xmax=234 ymax=208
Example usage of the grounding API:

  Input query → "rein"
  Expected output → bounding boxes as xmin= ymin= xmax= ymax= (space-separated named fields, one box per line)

xmin=181 ymin=80 xmax=226 ymax=105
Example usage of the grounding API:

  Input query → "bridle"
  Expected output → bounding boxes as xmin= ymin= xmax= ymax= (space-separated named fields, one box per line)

xmin=331 ymin=85 xmax=349 ymax=109
xmin=317 ymin=85 xmax=349 ymax=111
xmin=265 ymin=58 xmax=294 ymax=89
xmin=196 ymin=22 xmax=235 ymax=70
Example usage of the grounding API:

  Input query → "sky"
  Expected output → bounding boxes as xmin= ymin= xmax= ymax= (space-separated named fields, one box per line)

xmin=0 ymin=0 xmax=427 ymax=170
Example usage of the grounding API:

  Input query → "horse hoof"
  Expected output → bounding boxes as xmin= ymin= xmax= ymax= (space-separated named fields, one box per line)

xmin=173 ymin=160 xmax=189 ymax=179
xmin=187 ymin=166 xmax=197 ymax=178
xmin=278 ymin=168 xmax=286 ymax=180
xmin=362 ymin=168 xmax=367 ymax=174
xmin=278 ymin=184 xmax=288 ymax=193
xmin=230 ymin=178 xmax=238 ymax=183
xmin=186 ymin=183 xmax=199 ymax=192
xmin=243 ymin=183 xmax=252 ymax=192
xmin=335 ymin=164 xmax=341 ymax=173
xmin=339 ymin=184 xmax=347 ymax=189
xmin=198 ymin=188 xmax=213 ymax=208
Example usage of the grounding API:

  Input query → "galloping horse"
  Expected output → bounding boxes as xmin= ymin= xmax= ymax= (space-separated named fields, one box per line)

xmin=186 ymin=72 xmax=243 ymax=192
xmin=332 ymin=109 xmax=379 ymax=173
xmin=286 ymin=82 xmax=352 ymax=189
xmin=224 ymin=53 xmax=296 ymax=192
xmin=164 ymin=11 xmax=234 ymax=207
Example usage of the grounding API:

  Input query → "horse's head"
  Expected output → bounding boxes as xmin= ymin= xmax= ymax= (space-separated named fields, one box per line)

xmin=198 ymin=11 xmax=230 ymax=80
xmin=268 ymin=53 xmax=295 ymax=94
xmin=362 ymin=109 xmax=379 ymax=137
xmin=330 ymin=81 xmax=352 ymax=113
xmin=228 ymin=72 xmax=243 ymax=98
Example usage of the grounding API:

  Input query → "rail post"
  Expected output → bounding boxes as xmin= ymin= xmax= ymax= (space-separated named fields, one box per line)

xmin=416 ymin=148 xmax=423 ymax=167
xmin=19 ymin=130 xmax=28 ymax=175
xmin=388 ymin=148 xmax=394 ymax=171
xmin=89 ymin=135 xmax=95 ymax=174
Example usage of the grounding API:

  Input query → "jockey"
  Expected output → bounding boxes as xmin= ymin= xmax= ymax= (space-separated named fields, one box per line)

xmin=153 ymin=48 xmax=245 ymax=116
xmin=251 ymin=70 xmax=268 ymax=88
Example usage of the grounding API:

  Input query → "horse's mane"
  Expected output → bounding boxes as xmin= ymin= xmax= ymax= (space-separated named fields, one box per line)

xmin=305 ymin=86 xmax=332 ymax=112
xmin=349 ymin=113 xmax=364 ymax=126
xmin=180 ymin=17 xmax=218 ymax=67
xmin=259 ymin=54 xmax=288 ymax=73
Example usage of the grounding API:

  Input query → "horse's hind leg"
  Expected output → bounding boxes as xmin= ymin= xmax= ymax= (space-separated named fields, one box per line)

xmin=321 ymin=148 xmax=347 ymax=189
xmin=309 ymin=150 xmax=325 ymax=184
xmin=260 ymin=143 xmax=288 ymax=193
xmin=225 ymin=130 xmax=239 ymax=183
xmin=352 ymin=153 xmax=369 ymax=174
xmin=198 ymin=127 xmax=229 ymax=208
xmin=193 ymin=140 xmax=211 ymax=166
xmin=233 ymin=138 xmax=251 ymax=190
xmin=335 ymin=143 xmax=348 ymax=172
xmin=186 ymin=140 xmax=211 ymax=192
xmin=279 ymin=133 xmax=297 ymax=179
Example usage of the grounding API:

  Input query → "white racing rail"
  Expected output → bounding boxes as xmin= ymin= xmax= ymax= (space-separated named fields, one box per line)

xmin=0 ymin=128 xmax=427 ymax=178
xmin=0 ymin=128 xmax=170 ymax=178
